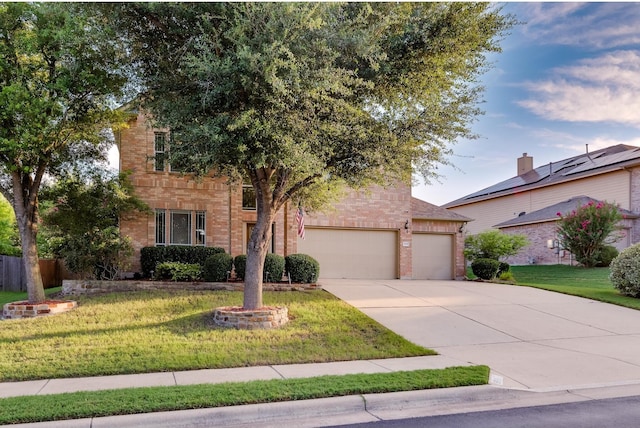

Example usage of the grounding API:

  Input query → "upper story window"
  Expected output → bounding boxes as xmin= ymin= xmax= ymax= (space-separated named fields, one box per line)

xmin=154 ymin=132 xmax=167 ymax=172
xmin=242 ymin=184 xmax=257 ymax=210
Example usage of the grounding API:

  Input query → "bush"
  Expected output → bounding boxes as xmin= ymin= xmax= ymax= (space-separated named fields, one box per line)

xmin=471 ymin=258 xmax=501 ymax=280
xmin=140 ymin=246 xmax=225 ymax=277
xmin=464 ymin=230 xmax=529 ymax=262
xmin=595 ymin=245 xmax=619 ymax=267
xmin=203 ymin=253 xmax=234 ymax=282
xmin=285 ymin=253 xmax=320 ymax=283
xmin=610 ymin=244 xmax=640 ymax=297
xmin=498 ymin=262 xmax=510 ymax=276
xmin=264 ymin=253 xmax=285 ymax=282
xmin=233 ymin=255 xmax=247 ymax=280
xmin=153 ymin=262 xmax=201 ymax=282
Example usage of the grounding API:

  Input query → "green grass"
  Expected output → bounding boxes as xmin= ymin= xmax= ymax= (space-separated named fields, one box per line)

xmin=0 ymin=289 xmax=434 ymax=382
xmin=0 ymin=286 xmax=61 ymax=306
xmin=0 ymin=365 xmax=489 ymax=425
xmin=511 ymin=265 xmax=640 ymax=310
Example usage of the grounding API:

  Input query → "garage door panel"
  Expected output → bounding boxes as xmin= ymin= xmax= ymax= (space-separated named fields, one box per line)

xmin=412 ymin=234 xmax=453 ymax=280
xmin=298 ymin=229 xmax=397 ymax=279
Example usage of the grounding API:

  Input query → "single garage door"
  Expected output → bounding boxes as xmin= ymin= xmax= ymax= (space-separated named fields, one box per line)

xmin=412 ymin=233 xmax=454 ymax=280
xmin=297 ymin=228 xmax=398 ymax=279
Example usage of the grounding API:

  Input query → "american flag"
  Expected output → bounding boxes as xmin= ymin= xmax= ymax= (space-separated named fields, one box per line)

xmin=295 ymin=207 xmax=305 ymax=239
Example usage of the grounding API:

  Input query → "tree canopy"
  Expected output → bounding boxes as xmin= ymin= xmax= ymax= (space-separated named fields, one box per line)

xmin=117 ymin=2 xmax=515 ymax=309
xmin=0 ymin=3 xmax=131 ymax=302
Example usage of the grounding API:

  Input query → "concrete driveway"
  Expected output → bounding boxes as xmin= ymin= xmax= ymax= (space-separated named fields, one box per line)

xmin=322 ymin=279 xmax=640 ymax=392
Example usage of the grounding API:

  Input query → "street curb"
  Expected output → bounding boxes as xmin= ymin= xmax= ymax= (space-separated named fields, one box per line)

xmin=10 ymin=383 xmax=640 ymax=428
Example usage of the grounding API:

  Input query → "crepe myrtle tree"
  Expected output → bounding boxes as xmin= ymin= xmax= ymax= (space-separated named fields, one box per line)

xmin=0 ymin=3 xmax=131 ymax=303
xmin=118 ymin=2 xmax=515 ymax=309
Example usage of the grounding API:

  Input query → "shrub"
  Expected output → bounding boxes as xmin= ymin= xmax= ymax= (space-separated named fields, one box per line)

xmin=153 ymin=262 xmax=201 ymax=282
xmin=498 ymin=270 xmax=515 ymax=282
xmin=595 ymin=245 xmax=619 ymax=267
xmin=610 ymin=244 xmax=640 ymax=297
xmin=471 ymin=258 xmax=501 ymax=280
xmin=264 ymin=253 xmax=285 ymax=282
xmin=285 ymin=253 xmax=320 ymax=283
xmin=203 ymin=253 xmax=234 ymax=282
xmin=464 ymin=230 xmax=528 ymax=262
xmin=498 ymin=262 xmax=510 ymax=275
xmin=140 ymin=246 xmax=225 ymax=277
xmin=233 ymin=255 xmax=247 ymax=280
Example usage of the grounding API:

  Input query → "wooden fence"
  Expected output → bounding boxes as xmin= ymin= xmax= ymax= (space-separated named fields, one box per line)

xmin=0 ymin=256 xmax=66 ymax=292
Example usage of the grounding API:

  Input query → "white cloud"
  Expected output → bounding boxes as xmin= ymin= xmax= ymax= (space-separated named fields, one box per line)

xmin=519 ymin=3 xmax=640 ymax=50
xmin=518 ymin=50 xmax=640 ymax=127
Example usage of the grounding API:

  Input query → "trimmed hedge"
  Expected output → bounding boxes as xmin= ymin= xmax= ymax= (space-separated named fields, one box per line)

xmin=596 ymin=245 xmax=619 ymax=267
xmin=203 ymin=253 xmax=234 ymax=282
xmin=264 ymin=253 xmax=285 ymax=282
xmin=233 ymin=255 xmax=247 ymax=280
xmin=140 ymin=246 xmax=225 ymax=277
xmin=471 ymin=258 xmax=501 ymax=280
xmin=153 ymin=262 xmax=201 ymax=282
xmin=286 ymin=253 xmax=320 ymax=283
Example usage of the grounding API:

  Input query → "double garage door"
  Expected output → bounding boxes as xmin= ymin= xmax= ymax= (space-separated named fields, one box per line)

xmin=297 ymin=228 xmax=455 ymax=280
xmin=297 ymin=228 xmax=398 ymax=279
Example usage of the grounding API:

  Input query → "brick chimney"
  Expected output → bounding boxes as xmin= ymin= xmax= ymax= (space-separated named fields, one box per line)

xmin=517 ymin=153 xmax=533 ymax=176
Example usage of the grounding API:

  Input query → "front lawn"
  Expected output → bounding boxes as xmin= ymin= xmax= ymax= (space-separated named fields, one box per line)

xmin=0 ymin=289 xmax=434 ymax=382
xmin=511 ymin=265 xmax=640 ymax=310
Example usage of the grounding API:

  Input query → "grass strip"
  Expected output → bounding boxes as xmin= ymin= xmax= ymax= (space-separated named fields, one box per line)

xmin=0 ymin=366 xmax=489 ymax=425
xmin=510 ymin=265 xmax=640 ymax=310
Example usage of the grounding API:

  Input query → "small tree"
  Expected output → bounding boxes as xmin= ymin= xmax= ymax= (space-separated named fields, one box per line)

xmin=464 ymin=230 xmax=529 ymax=262
xmin=41 ymin=171 xmax=148 ymax=280
xmin=556 ymin=200 xmax=623 ymax=268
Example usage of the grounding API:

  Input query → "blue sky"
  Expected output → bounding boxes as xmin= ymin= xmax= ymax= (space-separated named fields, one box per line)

xmin=412 ymin=2 xmax=640 ymax=206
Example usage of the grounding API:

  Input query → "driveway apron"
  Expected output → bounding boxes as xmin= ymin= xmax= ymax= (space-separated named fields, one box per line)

xmin=321 ymin=279 xmax=640 ymax=391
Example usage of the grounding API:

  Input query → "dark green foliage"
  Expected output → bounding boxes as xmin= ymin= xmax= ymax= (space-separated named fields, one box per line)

xmin=498 ymin=262 xmax=510 ymax=275
xmin=153 ymin=262 xmax=201 ymax=282
xmin=285 ymin=254 xmax=320 ymax=283
xmin=471 ymin=258 xmax=501 ymax=280
xmin=203 ymin=253 xmax=234 ymax=282
xmin=264 ymin=253 xmax=285 ymax=282
xmin=610 ymin=244 xmax=640 ymax=297
xmin=595 ymin=245 xmax=618 ymax=267
xmin=233 ymin=255 xmax=247 ymax=280
xmin=140 ymin=246 xmax=225 ymax=277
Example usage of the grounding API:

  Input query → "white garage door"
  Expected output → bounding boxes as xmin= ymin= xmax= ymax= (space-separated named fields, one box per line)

xmin=412 ymin=233 xmax=454 ymax=280
xmin=297 ymin=228 xmax=398 ymax=279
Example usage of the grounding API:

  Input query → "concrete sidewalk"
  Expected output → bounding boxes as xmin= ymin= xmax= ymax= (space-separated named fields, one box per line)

xmin=0 ymin=355 xmax=467 ymax=398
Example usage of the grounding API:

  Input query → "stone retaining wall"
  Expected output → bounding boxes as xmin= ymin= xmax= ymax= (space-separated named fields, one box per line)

xmin=3 ymin=300 xmax=77 ymax=319
xmin=62 ymin=280 xmax=320 ymax=296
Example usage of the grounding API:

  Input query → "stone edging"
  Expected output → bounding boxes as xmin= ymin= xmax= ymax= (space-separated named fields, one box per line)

xmin=62 ymin=279 xmax=320 ymax=296
xmin=3 ymin=300 xmax=77 ymax=319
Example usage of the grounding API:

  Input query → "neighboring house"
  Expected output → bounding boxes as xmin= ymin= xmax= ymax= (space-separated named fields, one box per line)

xmin=494 ymin=196 xmax=637 ymax=265
xmin=443 ymin=144 xmax=640 ymax=264
xmin=115 ymin=111 xmax=471 ymax=280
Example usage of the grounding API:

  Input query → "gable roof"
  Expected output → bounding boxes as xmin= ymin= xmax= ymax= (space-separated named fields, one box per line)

xmin=494 ymin=195 xmax=638 ymax=228
xmin=444 ymin=144 xmax=640 ymax=208
xmin=411 ymin=197 xmax=472 ymax=222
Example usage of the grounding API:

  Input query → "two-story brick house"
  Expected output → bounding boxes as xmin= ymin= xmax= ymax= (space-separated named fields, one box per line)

xmin=116 ymin=110 xmax=471 ymax=280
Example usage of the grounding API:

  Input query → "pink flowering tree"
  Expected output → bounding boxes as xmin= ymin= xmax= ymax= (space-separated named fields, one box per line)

xmin=556 ymin=201 xmax=623 ymax=267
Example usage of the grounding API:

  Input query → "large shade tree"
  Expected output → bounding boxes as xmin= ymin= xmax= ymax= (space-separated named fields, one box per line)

xmin=0 ymin=3 xmax=130 ymax=302
xmin=118 ymin=2 xmax=514 ymax=309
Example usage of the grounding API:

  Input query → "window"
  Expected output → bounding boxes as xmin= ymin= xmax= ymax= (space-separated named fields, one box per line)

xmin=154 ymin=132 xmax=167 ymax=171
xmin=242 ymin=184 xmax=257 ymax=210
xmin=170 ymin=211 xmax=192 ymax=245
xmin=155 ymin=210 xmax=166 ymax=245
xmin=195 ymin=211 xmax=206 ymax=246
xmin=155 ymin=210 xmax=206 ymax=247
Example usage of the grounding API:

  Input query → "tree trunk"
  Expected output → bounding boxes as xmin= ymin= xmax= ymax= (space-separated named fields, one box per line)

xmin=12 ymin=173 xmax=45 ymax=303
xmin=243 ymin=207 xmax=275 ymax=310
